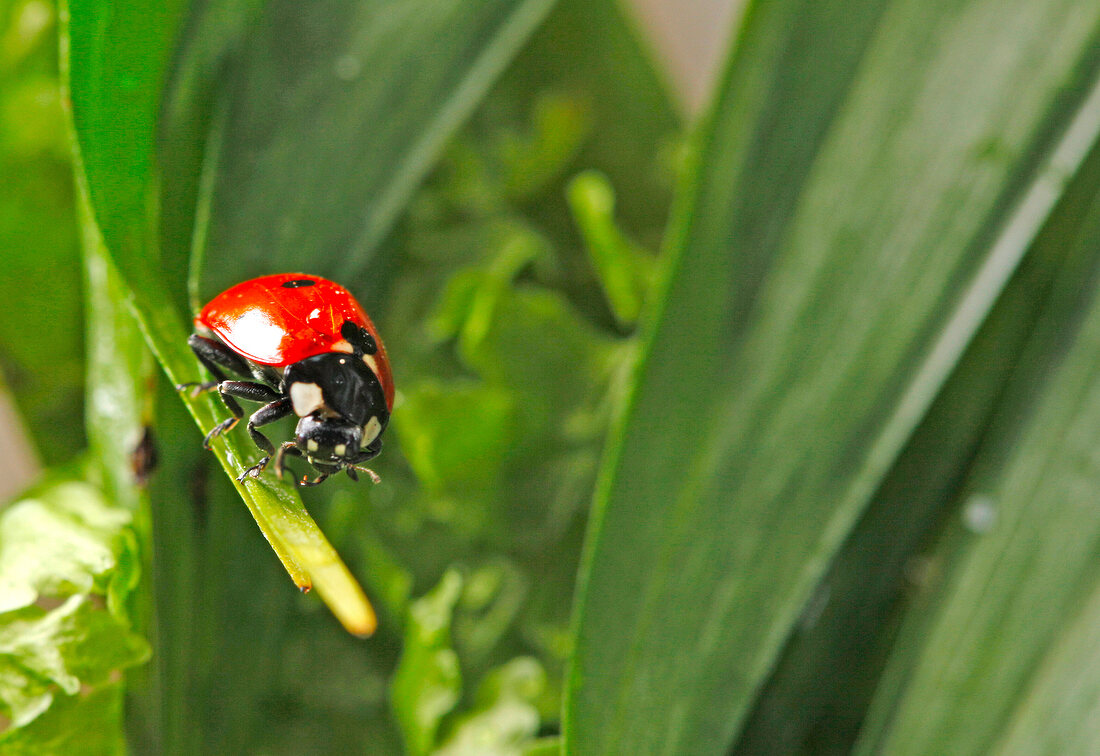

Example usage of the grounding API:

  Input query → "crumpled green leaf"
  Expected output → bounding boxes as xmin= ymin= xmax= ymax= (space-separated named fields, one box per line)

xmin=0 ymin=480 xmax=148 ymax=735
xmin=0 ymin=481 xmax=130 ymax=615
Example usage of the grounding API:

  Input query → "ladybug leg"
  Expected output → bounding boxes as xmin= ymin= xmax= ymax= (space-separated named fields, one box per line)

xmin=344 ymin=447 xmax=382 ymax=483
xmin=273 ymin=441 xmax=302 ymax=480
xmin=202 ymin=381 xmax=282 ymax=453
xmin=178 ymin=335 xmax=252 ymax=393
xmin=299 ymin=473 xmax=330 ymax=487
xmin=181 ymin=336 xmax=251 ymax=447
xmin=203 ymin=416 xmax=239 ymax=450
xmin=235 ymin=397 xmax=294 ymax=481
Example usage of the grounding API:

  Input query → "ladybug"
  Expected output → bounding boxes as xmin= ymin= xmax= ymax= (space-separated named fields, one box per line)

xmin=178 ymin=273 xmax=394 ymax=486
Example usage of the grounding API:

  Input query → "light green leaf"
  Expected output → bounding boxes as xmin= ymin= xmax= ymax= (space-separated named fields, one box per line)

xmin=0 ymin=481 xmax=129 ymax=614
xmin=567 ymin=171 xmax=655 ymax=327
xmin=0 ymin=681 xmax=128 ymax=756
xmin=566 ymin=0 xmax=1100 ymax=753
xmin=392 ymin=570 xmax=464 ymax=756
xmin=0 ymin=597 xmax=150 ymax=724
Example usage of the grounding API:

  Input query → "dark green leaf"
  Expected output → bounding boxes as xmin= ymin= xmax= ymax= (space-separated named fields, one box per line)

xmin=197 ymin=0 xmax=559 ymax=293
xmin=566 ymin=1 xmax=1100 ymax=753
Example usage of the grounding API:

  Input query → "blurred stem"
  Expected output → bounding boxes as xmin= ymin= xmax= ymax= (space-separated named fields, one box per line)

xmin=78 ymin=187 xmax=168 ymax=751
xmin=186 ymin=87 xmax=230 ymax=315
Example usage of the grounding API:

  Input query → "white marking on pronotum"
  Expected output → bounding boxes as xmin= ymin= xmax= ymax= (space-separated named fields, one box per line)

xmin=290 ymin=382 xmax=325 ymax=417
xmin=363 ymin=354 xmax=379 ymax=375
xmin=307 ymin=439 xmax=320 ymax=452
xmin=361 ymin=416 xmax=382 ymax=448
xmin=334 ymin=443 xmax=347 ymax=457
xmin=331 ymin=339 xmax=353 ymax=354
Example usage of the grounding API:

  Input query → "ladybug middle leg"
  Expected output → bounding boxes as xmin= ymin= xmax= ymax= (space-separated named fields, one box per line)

xmin=235 ymin=396 xmax=295 ymax=481
xmin=180 ymin=335 xmax=285 ymax=450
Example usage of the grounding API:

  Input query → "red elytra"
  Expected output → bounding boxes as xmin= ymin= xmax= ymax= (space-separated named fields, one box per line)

xmin=196 ymin=273 xmax=394 ymax=410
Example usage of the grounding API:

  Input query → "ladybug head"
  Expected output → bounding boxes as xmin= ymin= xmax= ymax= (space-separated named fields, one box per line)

xmin=283 ymin=352 xmax=389 ymax=476
xmin=294 ymin=412 xmax=364 ymax=470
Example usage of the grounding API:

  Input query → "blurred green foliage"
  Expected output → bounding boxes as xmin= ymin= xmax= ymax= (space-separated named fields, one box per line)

xmin=0 ymin=0 xmax=83 ymax=464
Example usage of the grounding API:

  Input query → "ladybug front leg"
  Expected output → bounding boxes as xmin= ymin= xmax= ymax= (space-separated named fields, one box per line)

xmin=178 ymin=334 xmax=253 ymax=395
xmin=235 ymin=397 xmax=294 ymax=481
xmin=196 ymin=380 xmax=281 ymax=452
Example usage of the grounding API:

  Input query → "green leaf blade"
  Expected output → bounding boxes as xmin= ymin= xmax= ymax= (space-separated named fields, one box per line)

xmin=854 ymin=149 xmax=1100 ymax=753
xmin=566 ymin=1 xmax=1100 ymax=753
xmin=63 ymin=0 xmax=379 ymax=637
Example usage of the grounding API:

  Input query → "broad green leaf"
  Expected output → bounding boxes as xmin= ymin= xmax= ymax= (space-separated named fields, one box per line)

xmin=853 ymin=119 xmax=1100 ymax=753
xmin=392 ymin=570 xmax=464 ymax=756
xmin=62 ymin=0 xmax=186 ymax=295
xmin=994 ymin=578 xmax=1100 ymax=756
xmin=566 ymin=1 xmax=1100 ymax=754
xmin=196 ymin=0 xmax=560 ymax=294
xmin=63 ymin=1 xmax=376 ymax=637
xmin=735 ymin=100 xmax=1100 ymax=755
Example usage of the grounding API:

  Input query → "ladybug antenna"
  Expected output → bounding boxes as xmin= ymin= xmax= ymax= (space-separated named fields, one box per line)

xmin=349 ymin=465 xmax=381 ymax=484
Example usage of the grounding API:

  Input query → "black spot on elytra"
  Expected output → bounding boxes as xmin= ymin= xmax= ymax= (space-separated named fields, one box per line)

xmin=282 ymin=279 xmax=316 ymax=288
xmin=340 ymin=320 xmax=378 ymax=354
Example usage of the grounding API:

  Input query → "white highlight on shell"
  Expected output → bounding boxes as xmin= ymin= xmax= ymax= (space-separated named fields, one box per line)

xmin=290 ymin=382 xmax=325 ymax=417
xmin=361 ymin=416 xmax=382 ymax=447
xmin=334 ymin=443 xmax=347 ymax=457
